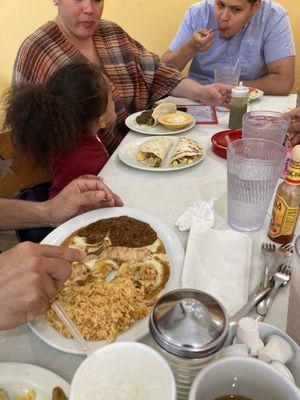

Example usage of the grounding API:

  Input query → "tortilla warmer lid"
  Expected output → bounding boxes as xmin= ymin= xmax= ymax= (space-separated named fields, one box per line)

xmin=211 ymin=129 xmax=242 ymax=159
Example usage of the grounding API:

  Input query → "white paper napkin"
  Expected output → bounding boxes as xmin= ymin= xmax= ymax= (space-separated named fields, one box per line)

xmin=182 ymin=217 xmax=252 ymax=316
xmin=175 ymin=198 xmax=216 ymax=231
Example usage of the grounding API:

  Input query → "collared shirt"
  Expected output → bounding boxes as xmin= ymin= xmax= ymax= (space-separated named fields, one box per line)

xmin=169 ymin=0 xmax=295 ymax=84
xmin=13 ymin=20 xmax=183 ymax=154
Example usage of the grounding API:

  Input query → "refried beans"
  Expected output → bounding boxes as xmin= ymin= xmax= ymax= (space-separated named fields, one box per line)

xmin=77 ymin=216 xmax=157 ymax=247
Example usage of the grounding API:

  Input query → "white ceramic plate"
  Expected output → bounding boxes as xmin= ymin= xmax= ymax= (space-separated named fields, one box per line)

xmin=248 ymin=87 xmax=264 ymax=102
xmin=118 ymin=137 xmax=206 ymax=172
xmin=29 ymin=208 xmax=184 ymax=355
xmin=0 ymin=362 xmax=70 ymax=399
xmin=125 ymin=110 xmax=196 ymax=135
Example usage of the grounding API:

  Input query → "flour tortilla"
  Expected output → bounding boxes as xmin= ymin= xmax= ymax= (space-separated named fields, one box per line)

xmin=151 ymin=103 xmax=177 ymax=126
xmin=136 ymin=136 xmax=173 ymax=167
xmin=170 ymin=136 xmax=203 ymax=166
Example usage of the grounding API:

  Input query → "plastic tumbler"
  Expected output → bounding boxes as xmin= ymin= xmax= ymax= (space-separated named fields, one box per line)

xmin=227 ymin=138 xmax=287 ymax=231
xmin=242 ymin=111 xmax=289 ymax=145
xmin=214 ymin=65 xmax=241 ymax=85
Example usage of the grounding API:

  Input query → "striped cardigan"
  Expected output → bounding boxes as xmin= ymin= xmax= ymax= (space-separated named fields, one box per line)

xmin=13 ymin=20 xmax=183 ymax=154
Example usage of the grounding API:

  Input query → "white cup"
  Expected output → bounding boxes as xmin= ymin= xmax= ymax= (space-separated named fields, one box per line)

xmin=70 ymin=342 xmax=176 ymax=400
xmin=188 ymin=357 xmax=300 ymax=400
xmin=271 ymin=361 xmax=295 ymax=383
xmin=218 ymin=344 xmax=250 ymax=359
xmin=258 ymin=334 xmax=295 ymax=364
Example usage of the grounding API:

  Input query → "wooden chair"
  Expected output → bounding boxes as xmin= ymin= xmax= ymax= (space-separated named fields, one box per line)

xmin=0 ymin=130 xmax=52 ymax=197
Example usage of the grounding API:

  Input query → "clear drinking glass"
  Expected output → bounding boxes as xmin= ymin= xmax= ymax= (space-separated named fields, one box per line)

xmin=214 ymin=65 xmax=241 ymax=86
xmin=227 ymin=138 xmax=287 ymax=232
xmin=242 ymin=111 xmax=289 ymax=145
xmin=287 ymin=235 xmax=300 ymax=345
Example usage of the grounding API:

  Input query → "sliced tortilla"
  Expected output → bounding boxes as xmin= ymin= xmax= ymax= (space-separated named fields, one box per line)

xmin=151 ymin=102 xmax=177 ymax=126
xmin=136 ymin=136 xmax=173 ymax=167
xmin=170 ymin=136 xmax=203 ymax=167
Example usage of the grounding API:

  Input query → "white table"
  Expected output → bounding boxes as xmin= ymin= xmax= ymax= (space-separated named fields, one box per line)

xmin=0 ymin=94 xmax=296 ymax=383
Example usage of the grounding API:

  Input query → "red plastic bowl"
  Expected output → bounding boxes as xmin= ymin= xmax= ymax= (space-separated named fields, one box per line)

xmin=211 ymin=129 xmax=242 ymax=159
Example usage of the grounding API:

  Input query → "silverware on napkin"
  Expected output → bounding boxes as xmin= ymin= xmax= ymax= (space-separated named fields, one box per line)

xmin=229 ymin=284 xmax=273 ymax=327
xmin=256 ymin=263 xmax=292 ymax=321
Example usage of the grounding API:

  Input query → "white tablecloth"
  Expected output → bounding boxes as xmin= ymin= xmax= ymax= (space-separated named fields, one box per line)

xmin=0 ymin=94 xmax=296 ymax=383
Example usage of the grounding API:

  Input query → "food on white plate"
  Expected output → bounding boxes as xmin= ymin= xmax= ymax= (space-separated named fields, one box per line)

xmin=45 ymin=216 xmax=170 ymax=343
xmin=136 ymin=102 xmax=177 ymax=127
xmin=136 ymin=136 xmax=173 ymax=167
xmin=170 ymin=136 xmax=204 ymax=166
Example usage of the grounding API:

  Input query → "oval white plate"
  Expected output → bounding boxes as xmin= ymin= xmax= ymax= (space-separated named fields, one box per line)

xmin=29 ymin=208 xmax=184 ymax=355
xmin=0 ymin=362 xmax=69 ymax=399
xmin=125 ymin=110 xmax=196 ymax=135
xmin=118 ymin=136 xmax=206 ymax=172
xmin=248 ymin=88 xmax=264 ymax=102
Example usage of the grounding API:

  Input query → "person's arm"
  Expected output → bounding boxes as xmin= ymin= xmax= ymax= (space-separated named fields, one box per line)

xmin=287 ymin=107 xmax=300 ymax=146
xmin=170 ymin=78 xmax=231 ymax=107
xmin=245 ymin=12 xmax=295 ymax=95
xmin=161 ymin=29 xmax=214 ymax=71
xmin=0 ymin=242 xmax=85 ymax=330
xmin=244 ymin=56 xmax=295 ymax=95
xmin=0 ymin=176 xmax=123 ymax=230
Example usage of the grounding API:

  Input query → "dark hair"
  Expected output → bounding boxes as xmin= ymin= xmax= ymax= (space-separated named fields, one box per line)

xmin=4 ymin=63 xmax=108 ymax=168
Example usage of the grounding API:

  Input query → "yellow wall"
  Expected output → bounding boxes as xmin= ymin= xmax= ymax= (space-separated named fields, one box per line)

xmin=0 ymin=0 xmax=299 ymax=121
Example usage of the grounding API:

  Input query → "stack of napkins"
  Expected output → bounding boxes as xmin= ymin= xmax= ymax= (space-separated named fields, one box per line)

xmin=180 ymin=211 xmax=252 ymax=316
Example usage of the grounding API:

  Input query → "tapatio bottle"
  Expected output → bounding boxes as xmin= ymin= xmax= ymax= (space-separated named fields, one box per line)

xmin=268 ymin=145 xmax=300 ymax=244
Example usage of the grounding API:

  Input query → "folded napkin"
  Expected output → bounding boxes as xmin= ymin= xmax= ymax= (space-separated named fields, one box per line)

xmin=175 ymin=198 xmax=216 ymax=231
xmin=182 ymin=217 xmax=252 ymax=316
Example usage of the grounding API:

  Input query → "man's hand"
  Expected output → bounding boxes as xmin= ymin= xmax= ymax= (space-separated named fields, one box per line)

xmin=288 ymin=107 xmax=300 ymax=145
xmin=0 ymin=242 xmax=85 ymax=330
xmin=47 ymin=176 xmax=124 ymax=227
xmin=190 ymin=29 xmax=214 ymax=52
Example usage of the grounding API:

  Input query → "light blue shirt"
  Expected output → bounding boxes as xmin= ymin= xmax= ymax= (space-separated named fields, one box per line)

xmin=169 ymin=0 xmax=295 ymax=84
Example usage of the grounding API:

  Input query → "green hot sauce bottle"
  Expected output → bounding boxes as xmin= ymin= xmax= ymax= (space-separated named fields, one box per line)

xmin=228 ymin=83 xmax=249 ymax=130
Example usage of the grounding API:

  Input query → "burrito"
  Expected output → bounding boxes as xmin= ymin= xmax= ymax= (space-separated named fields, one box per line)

xmin=170 ymin=136 xmax=203 ymax=167
xmin=136 ymin=103 xmax=177 ymax=127
xmin=136 ymin=136 xmax=173 ymax=167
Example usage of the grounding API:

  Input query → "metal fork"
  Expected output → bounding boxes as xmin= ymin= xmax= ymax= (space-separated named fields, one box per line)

xmin=261 ymin=242 xmax=276 ymax=289
xmin=278 ymin=243 xmax=294 ymax=264
xmin=256 ymin=263 xmax=291 ymax=318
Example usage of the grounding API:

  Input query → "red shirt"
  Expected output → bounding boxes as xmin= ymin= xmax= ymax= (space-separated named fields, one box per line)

xmin=49 ymin=134 xmax=109 ymax=198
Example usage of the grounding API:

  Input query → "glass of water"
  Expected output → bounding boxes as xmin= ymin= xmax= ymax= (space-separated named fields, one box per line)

xmin=242 ymin=111 xmax=289 ymax=145
xmin=227 ymin=138 xmax=287 ymax=231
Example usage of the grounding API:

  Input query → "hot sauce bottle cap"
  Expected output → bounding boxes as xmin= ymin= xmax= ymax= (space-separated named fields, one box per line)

xmin=231 ymin=82 xmax=249 ymax=97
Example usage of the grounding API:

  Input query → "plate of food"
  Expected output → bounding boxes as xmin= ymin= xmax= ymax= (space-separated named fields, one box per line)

xmin=118 ymin=136 xmax=205 ymax=172
xmin=125 ymin=102 xmax=196 ymax=135
xmin=248 ymin=87 xmax=264 ymax=102
xmin=28 ymin=208 xmax=184 ymax=354
xmin=0 ymin=362 xmax=69 ymax=399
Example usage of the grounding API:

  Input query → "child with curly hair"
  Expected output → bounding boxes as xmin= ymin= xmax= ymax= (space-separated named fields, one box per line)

xmin=5 ymin=62 xmax=116 ymax=199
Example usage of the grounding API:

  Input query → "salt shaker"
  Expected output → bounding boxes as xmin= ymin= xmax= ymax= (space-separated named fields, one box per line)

xmin=228 ymin=82 xmax=249 ymax=129
xmin=287 ymin=235 xmax=300 ymax=345
xmin=149 ymin=289 xmax=228 ymax=400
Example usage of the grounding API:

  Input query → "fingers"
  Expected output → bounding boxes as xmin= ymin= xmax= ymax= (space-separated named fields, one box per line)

xmin=113 ymin=192 xmax=124 ymax=207
xmin=287 ymin=107 xmax=300 ymax=119
xmin=35 ymin=243 xmax=85 ymax=262
xmin=77 ymin=174 xmax=104 ymax=181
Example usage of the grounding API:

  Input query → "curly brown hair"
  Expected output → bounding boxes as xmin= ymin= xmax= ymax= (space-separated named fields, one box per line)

xmin=4 ymin=63 xmax=109 ymax=168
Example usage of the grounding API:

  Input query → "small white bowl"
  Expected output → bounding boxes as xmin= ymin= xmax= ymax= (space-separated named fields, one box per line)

xmin=70 ymin=342 xmax=176 ymax=400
